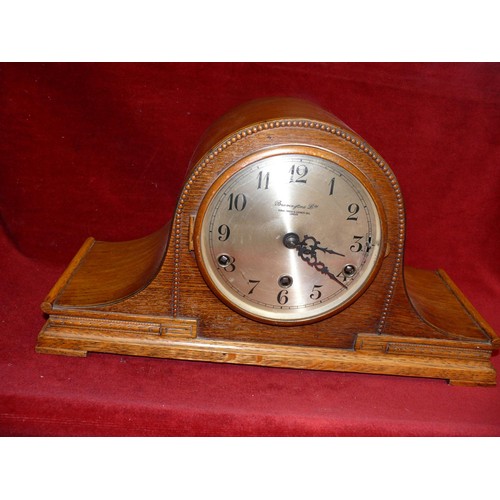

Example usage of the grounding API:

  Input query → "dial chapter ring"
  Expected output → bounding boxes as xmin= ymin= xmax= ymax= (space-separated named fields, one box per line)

xmin=193 ymin=145 xmax=387 ymax=325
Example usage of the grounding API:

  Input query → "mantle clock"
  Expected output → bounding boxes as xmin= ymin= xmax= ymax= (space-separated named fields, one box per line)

xmin=36 ymin=98 xmax=499 ymax=386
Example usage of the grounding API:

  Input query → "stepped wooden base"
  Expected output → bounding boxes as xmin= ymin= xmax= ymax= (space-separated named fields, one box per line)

xmin=36 ymin=231 xmax=499 ymax=386
xmin=36 ymin=234 xmax=498 ymax=387
xmin=36 ymin=310 xmax=497 ymax=386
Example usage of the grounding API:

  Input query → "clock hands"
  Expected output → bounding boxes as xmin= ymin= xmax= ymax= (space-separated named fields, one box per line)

xmin=283 ymin=233 xmax=348 ymax=289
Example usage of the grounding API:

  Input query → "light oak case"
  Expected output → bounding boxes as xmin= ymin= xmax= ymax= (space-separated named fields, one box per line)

xmin=36 ymin=98 xmax=499 ymax=386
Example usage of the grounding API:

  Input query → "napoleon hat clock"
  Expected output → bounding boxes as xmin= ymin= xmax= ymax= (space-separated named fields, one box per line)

xmin=36 ymin=98 xmax=499 ymax=386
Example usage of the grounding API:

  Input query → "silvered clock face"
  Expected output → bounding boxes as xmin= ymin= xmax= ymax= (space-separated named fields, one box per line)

xmin=195 ymin=150 xmax=384 ymax=324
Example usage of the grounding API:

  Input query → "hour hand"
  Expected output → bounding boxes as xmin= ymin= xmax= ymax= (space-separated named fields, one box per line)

xmin=282 ymin=233 xmax=345 ymax=257
xmin=282 ymin=233 xmax=347 ymax=289
xmin=300 ymin=235 xmax=345 ymax=258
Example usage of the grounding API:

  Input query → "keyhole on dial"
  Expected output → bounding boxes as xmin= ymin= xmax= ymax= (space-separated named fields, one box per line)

xmin=343 ymin=264 xmax=356 ymax=277
xmin=278 ymin=275 xmax=293 ymax=288
xmin=218 ymin=254 xmax=232 ymax=267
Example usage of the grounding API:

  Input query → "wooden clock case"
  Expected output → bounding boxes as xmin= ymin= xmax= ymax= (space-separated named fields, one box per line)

xmin=36 ymin=97 xmax=499 ymax=386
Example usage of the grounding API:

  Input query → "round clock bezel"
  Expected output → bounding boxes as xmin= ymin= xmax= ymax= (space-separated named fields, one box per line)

xmin=193 ymin=144 xmax=387 ymax=325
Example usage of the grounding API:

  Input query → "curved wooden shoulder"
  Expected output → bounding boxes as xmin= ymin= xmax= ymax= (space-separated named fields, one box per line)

xmin=42 ymin=223 xmax=170 ymax=310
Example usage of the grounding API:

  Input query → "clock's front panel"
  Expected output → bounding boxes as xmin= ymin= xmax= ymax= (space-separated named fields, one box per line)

xmin=195 ymin=149 xmax=384 ymax=325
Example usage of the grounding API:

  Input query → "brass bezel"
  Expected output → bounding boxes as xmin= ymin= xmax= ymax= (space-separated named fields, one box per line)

xmin=193 ymin=144 xmax=388 ymax=326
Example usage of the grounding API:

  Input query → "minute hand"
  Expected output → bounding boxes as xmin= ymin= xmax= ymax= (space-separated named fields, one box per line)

xmin=296 ymin=235 xmax=348 ymax=289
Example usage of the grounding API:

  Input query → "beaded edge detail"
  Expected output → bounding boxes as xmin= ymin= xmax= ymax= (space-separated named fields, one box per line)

xmin=171 ymin=120 xmax=404 ymax=334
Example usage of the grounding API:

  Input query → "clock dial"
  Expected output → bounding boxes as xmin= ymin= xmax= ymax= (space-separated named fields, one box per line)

xmin=195 ymin=149 xmax=384 ymax=324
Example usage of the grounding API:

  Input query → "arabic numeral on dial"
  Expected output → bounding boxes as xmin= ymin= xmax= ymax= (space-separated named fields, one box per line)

xmin=277 ymin=289 xmax=289 ymax=305
xmin=217 ymin=224 xmax=230 ymax=241
xmin=366 ymin=236 xmax=372 ymax=252
xmin=309 ymin=285 xmax=323 ymax=300
xmin=228 ymin=193 xmax=247 ymax=211
xmin=336 ymin=271 xmax=347 ymax=282
xmin=350 ymin=235 xmax=364 ymax=252
xmin=347 ymin=203 xmax=360 ymax=220
xmin=257 ymin=171 xmax=270 ymax=190
xmin=329 ymin=177 xmax=335 ymax=196
xmin=289 ymin=164 xmax=308 ymax=183
xmin=248 ymin=280 xmax=260 ymax=295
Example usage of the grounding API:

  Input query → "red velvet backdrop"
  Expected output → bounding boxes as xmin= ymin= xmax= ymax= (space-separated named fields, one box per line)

xmin=1 ymin=63 xmax=499 ymax=436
